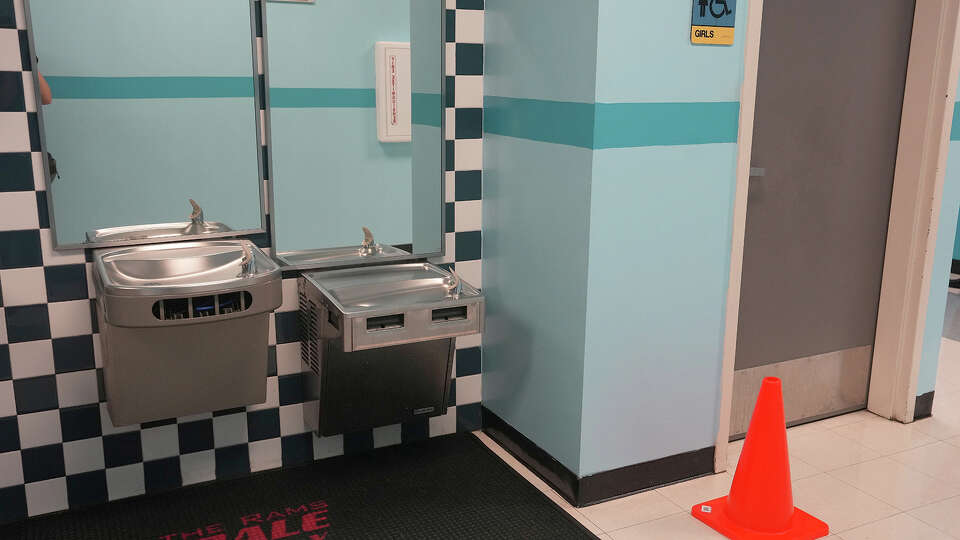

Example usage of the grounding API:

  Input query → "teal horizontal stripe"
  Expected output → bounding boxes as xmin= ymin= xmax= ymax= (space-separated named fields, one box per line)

xmin=485 ymin=96 xmax=740 ymax=149
xmin=594 ymin=101 xmax=740 ymax=148
xmin=47 ymin=76 xmax=254 ymax=99
xmin=485 ymin=96 xmax=596 ymax=148
xmin=952 ymin=102 xmax=960 ymax=141
xmin=270 ymin=88 xmax=375 ymax=108
xmin=412 ymin=92 xmax=442 ymax=127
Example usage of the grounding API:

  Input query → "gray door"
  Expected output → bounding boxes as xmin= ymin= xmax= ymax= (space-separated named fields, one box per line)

xmin=731 ymin=0 xmax=915 ymax=437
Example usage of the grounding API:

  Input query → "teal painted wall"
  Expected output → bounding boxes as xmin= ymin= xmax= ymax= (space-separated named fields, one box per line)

xmin=484 ymin=0 xmax=749 ymax=477
xmin=266 ymin=0 xmax=413 ymax=253
xmin=30 ymin=0 xmax=261 ymax=244
xmin=482 ymin=0 xmax=600 ymax=475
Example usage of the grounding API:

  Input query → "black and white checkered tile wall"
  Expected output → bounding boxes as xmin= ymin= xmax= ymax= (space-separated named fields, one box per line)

xmin=0 ymin=0 xmax=483 ymax=524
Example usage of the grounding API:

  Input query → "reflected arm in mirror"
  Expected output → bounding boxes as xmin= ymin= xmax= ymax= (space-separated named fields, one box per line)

xmin=37 ymin=72 xmax=52 ymax=105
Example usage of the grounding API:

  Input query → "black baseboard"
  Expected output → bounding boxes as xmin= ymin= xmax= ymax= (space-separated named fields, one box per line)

xmin=481 ymin=406 xmax=579 ymax=504
xmin=481 ymin=406 xmax=715 ymax=507
xmin=915 ymin=391 xmax=935 ymax=420
xmin=578 ymin=445 xmax=715 ymax=506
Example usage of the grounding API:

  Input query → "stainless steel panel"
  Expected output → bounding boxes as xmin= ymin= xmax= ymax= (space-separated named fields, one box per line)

xmin=99 ymin=302 xmax=270 ymax=426
xmin=302 ymin=338 xmax=454 ymax=436
xmin=300 ymin=262 xmax=483 ymax=352
xmin=348 ymin=302 xmax=483 ymax=351
xmin=99 ymin=280 xmax=280 ymax=328
xmin=730 ymin=346 xmax=872 ymax=438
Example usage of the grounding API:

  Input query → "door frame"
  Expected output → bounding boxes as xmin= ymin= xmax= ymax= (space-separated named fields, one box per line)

xmin=714 ymin=0 xmax=960 ymax=472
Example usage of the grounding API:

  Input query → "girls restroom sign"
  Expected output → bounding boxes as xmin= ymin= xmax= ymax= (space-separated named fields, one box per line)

xmin=691 ymin=0 xmax=736 ymax=45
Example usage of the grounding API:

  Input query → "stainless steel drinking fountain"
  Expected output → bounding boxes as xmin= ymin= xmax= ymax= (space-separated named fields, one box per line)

xmin=93 ymin=240 xmax=282 ymax=425
xmin=299 ymin=262 xmax=484 ymax=435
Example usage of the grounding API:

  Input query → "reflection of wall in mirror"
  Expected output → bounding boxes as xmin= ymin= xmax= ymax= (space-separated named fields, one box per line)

xmin=29 ymin=0 xmax=262 ymax=246
xmin=410 ymin=0 xmax=443 ymax=256
xmin=268 ymin=0 xmax=433 ymax=253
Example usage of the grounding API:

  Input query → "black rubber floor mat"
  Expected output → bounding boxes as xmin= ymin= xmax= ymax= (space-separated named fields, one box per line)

xmin=1 ymin=433 xmax=597 ymax=539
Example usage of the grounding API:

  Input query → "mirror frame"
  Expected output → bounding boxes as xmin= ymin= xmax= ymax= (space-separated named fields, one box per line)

xmin=261 ymin=0 xmax=448 ymax=271
xmin=24 ymin=0 xmax=269 ymax=250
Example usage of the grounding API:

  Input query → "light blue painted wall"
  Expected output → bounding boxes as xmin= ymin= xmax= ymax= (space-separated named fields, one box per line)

xmin=576 ymin=0 xmax=749 ymax=476
xmin=29 ymin=0 xmax=254 ymax=77
xmin=266 ymin=0 xmax=414 ymax=252
xmin=919 ymin=134 xmax=960 ymax=395
xmin=482 ymin=135 xmax=593 ymax=474
xmin=579 ymin=144 xmax=738 ymax=475
xmin=482 ymin=0 xmax=601 ymax=475
xmin=484 ymin=0 xmax=599 ymax=103
xmin=594 ymin=0 xmax=748 ymax=103
xmin=484 ymin=0 xmax=749 ymax=477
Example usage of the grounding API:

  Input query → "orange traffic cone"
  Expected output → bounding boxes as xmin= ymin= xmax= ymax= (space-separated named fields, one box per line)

xmin=692 ymin=377 xmax=829 ymax=539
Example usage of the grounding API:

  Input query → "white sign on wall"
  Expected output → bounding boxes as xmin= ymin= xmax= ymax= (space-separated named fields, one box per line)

xmin=375 ymin=42 xmax=412 ymax=143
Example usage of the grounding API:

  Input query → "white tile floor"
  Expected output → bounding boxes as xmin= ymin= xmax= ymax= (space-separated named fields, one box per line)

xmin=475 ymin=337 xmax=960 ymax=539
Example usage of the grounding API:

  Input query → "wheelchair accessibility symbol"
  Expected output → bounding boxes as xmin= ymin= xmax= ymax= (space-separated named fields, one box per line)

xmin=699 ymin=0 xmax=732 ymax=19
xmin=691 ymin=0 xmax=736 ymax=45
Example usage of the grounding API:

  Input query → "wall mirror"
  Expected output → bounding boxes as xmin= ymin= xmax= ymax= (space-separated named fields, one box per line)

xmin=264 ymin=0 xmax=445 ymax=269
xmin=26 ymin=0 xmax=265 ymax=248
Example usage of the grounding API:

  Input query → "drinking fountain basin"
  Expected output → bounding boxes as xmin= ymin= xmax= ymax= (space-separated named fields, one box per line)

xmin=93 ymin=240 xmax=281 ymax=425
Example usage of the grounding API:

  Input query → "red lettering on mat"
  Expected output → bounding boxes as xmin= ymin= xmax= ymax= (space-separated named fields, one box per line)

xmin=302 ymin=512 xmax=329 ymax=532
xmin=270 ymin=519 xmax=301 ymax=539
xmin=284 ymin=505 xmax=309 ymax=515
xmin=241 ymin=514 xmax=263 ymax=526
xmin=233 ymin=526 xmax=268 ymax=540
